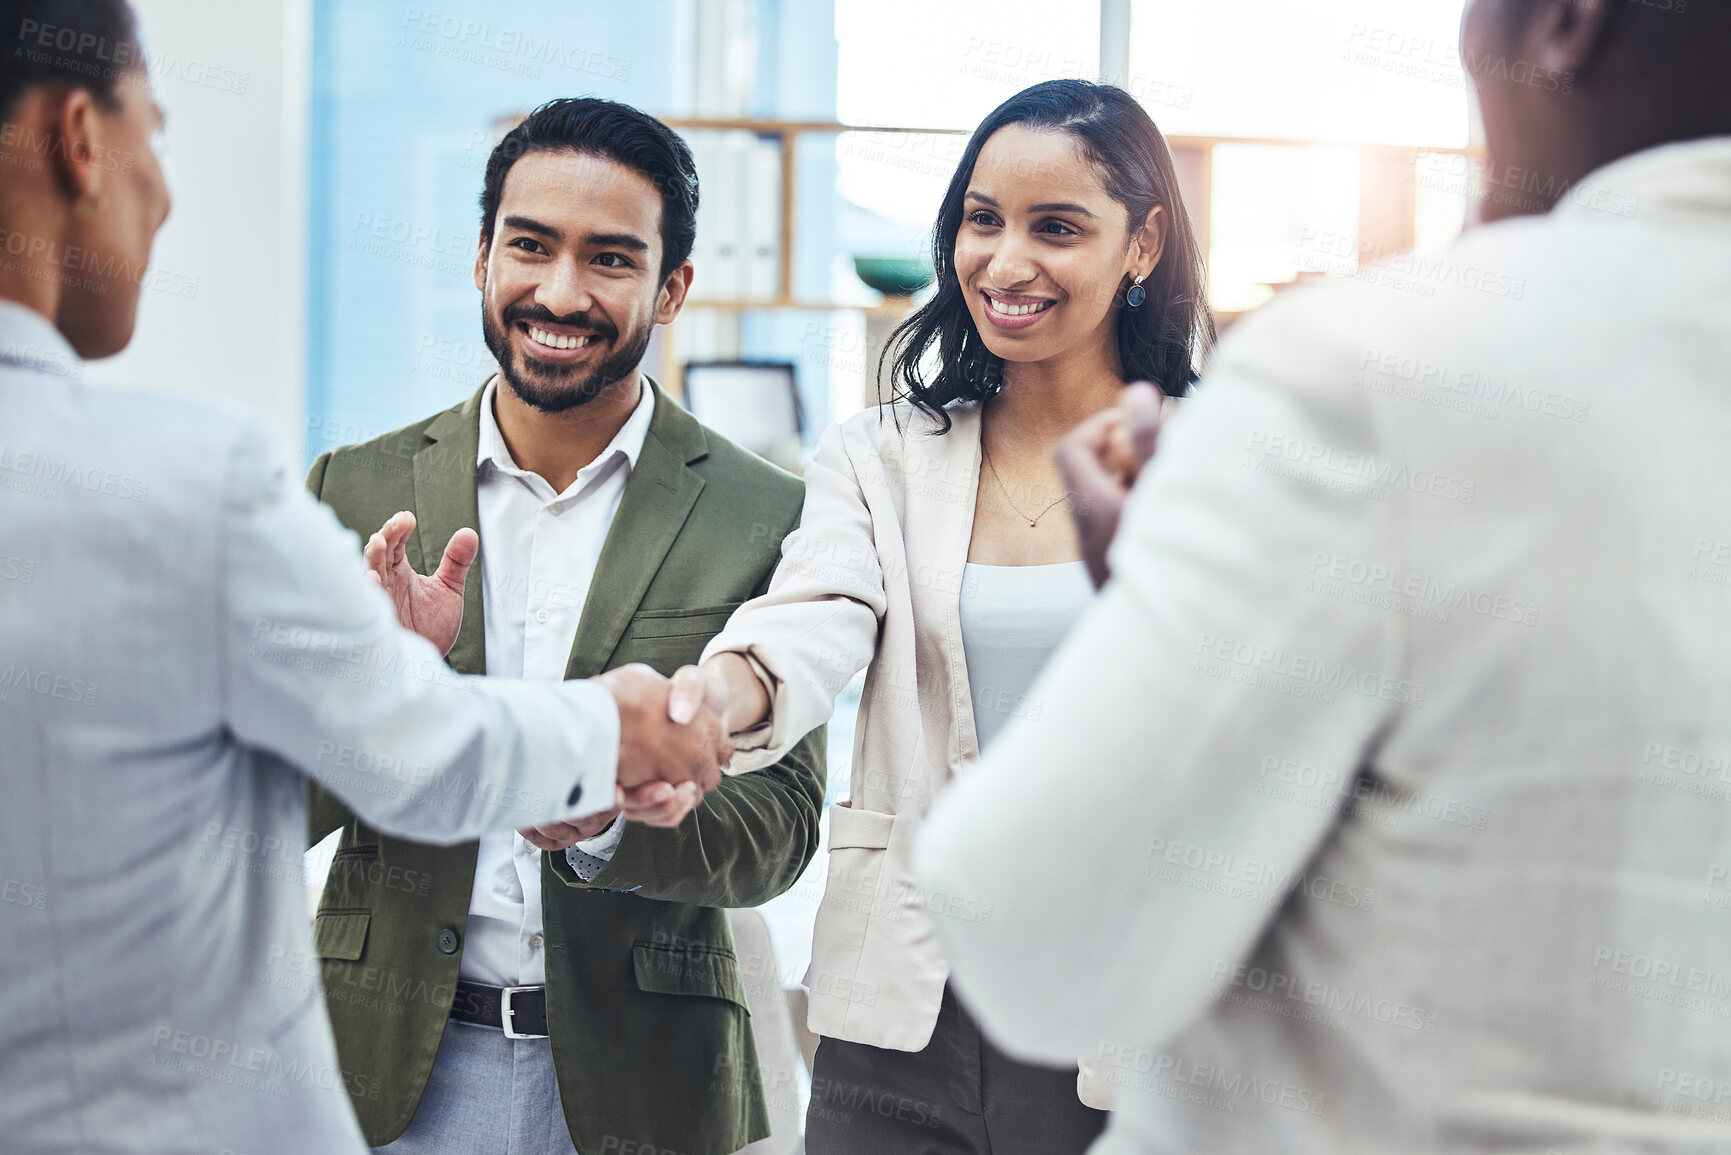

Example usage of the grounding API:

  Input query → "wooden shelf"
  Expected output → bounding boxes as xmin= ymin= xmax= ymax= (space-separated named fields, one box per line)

xmin=681 ymin=298 xmax=916 ymax=315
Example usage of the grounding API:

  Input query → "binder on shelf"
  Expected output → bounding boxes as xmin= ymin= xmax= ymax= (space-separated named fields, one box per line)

xmin=684 ymin=128 xmax=782 ymax=303
xmin=741 ymin=136 xmax=783 ymax=300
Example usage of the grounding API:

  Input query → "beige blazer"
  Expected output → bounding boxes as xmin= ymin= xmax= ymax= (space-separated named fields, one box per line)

xmin=704 ymin=400 xmax=1112 ymax=1106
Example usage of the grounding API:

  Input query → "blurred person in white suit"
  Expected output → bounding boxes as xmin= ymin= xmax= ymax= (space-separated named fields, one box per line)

xmin=918 ymin=0 xmax=1731 ymax=1152
xmin=0 ymin=2 xmax=728 ymax=1152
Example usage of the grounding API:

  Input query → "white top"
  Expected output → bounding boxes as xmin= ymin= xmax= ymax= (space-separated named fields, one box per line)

xmin=919 ymin=137 xmax=1731 ymax=1154
xmin=0 ymin=300 xmax=620 ymax=1153
xmin=958 ymin=562 xmax=1094 ymax=754
xmin=463 ymin=376 xmax=655 ymax=988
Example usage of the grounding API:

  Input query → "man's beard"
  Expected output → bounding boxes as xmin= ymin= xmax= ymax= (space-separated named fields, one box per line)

xmin=481 ymin=301 xmax=653 ymax=414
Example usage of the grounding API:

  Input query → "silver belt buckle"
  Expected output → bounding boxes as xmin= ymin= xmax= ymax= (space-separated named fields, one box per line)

xmin=500 ymin=985 xmax=547 ymax=1039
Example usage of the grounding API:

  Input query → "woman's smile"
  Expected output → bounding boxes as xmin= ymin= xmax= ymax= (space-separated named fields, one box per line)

xmin=979 ymin=287 xmax=1058 ymax=331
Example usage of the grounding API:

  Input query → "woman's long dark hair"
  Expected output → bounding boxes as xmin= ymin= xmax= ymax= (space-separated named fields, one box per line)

xmin=881 ymin=79 xmax=1213 ymax=432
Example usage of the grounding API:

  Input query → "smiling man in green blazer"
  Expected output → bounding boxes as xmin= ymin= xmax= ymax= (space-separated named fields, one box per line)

xmin=304 ymin=98 xmax=824 ymax=1155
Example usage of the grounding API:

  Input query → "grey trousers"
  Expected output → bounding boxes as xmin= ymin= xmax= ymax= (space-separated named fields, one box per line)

xmin=804 ymin=983 xmax=1107 ymax=1155
xmin=374 ymin=1020 xmax=581 ymax=1155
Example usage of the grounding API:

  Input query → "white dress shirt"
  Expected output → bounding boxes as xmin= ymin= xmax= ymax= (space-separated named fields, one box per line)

xmin=920 ymin=139 xmax=1731 ymax=1153
xmin=460 ymin=376 xmax=655 ymax=988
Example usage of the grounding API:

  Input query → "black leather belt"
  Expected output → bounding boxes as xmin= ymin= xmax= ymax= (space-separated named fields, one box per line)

xmin=451 ymin=980 xmax=548 ymax=1039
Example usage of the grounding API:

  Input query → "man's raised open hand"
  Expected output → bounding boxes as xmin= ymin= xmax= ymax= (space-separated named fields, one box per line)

xmin=361 ymin=510 xmax=477 ymax=656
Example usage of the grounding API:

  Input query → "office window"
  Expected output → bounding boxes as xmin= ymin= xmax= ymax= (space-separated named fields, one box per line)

xmin=836 ymin=0 xmax=1100 ymax=131
xmin=1127 ymin=0 xmax=1472 ymax=147
xmin=1127 ymin=0 xmax=1474 ymax=313
xmin=1208 ymin=145 xmax=1361 ymax=314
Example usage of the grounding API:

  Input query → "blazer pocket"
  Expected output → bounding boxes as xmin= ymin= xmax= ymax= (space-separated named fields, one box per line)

xmin=624 ymin=603 xmax=743 ymax=641
xmin=807 ymin=801 xmax=898 ymax=1006
xmin=828 ymin=800 xmax=894 ymax=851
xmin=314 ymin=908 xmax=371 ymax=962
xmin=631 ymin=941 xmax=751 ymax=1012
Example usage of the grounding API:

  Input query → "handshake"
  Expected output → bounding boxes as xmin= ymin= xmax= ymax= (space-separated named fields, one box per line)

xmin=360 ymin=512 xmax=739 ymax=847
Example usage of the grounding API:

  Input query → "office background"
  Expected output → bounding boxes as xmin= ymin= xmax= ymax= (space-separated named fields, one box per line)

xmin=88 ymin=0 xmax=1478 ymax=459
xmin=78 ymin=0 xmax=1477 ymax=1134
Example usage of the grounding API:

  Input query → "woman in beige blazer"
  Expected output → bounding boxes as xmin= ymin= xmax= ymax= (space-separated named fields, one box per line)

xmin=679 ymin=79 xmax=1212 ymax=1155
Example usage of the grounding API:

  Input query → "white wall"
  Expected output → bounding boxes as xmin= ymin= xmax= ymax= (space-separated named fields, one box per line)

xmin=83 ymin=0 xmax=311 ymax=457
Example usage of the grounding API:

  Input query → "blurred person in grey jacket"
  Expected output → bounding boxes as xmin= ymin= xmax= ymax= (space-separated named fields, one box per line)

xmin=920 ymin=1 xmax=1731 ymax=1153
xmin=0 ymin=2 xmax=728 ymax=1152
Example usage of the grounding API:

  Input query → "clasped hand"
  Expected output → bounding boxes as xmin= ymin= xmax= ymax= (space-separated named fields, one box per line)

xmin=361 ymin=511 xmax=731 ymax=846
xmin=1056 ymin=381 xmax=1170 ymax=588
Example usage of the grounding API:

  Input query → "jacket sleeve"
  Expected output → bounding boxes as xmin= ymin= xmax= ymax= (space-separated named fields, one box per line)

xmin=701 ymin=418 xmax=886 ymax=772
xmin=222 ymin=419 xmax=622 ymax=845
xmin=546 ymin=721 xmax=825 ymax=907
xmin=301 ymin=451 xmax=353 ymax=845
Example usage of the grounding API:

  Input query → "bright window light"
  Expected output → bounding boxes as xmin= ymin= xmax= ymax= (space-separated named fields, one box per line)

xmin=1209 ymin=144 xmax=1361 ymax=314
xmin=1127 ymin=0 xmax=1472 ymax=147
xmin=836 ymin=0 xmax=1100 ymax=130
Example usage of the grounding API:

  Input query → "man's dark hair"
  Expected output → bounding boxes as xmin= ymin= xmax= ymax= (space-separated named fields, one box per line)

xmin=479 ymin=97 xmax=699 ymax=279
xmin=0 ymin=0 xmax=141 ymax=116
xmin=882 ymin=79 xmax=1214 ymax=431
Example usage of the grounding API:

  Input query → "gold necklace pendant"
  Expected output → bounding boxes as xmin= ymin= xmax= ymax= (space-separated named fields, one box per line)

xmin=982 ymin=408 xmax=1068 ymax=529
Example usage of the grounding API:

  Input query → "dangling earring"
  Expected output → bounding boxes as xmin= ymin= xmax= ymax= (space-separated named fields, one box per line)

xmin=74 ymin=192 xmax=105 ymax=220
xmin=1125 ymin=274 xmax=1146 ymax=309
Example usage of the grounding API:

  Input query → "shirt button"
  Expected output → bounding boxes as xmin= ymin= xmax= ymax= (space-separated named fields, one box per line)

xmin=548 ymin=504 xmax=564 ymax=517
xmin=529 ymin=933 xmax=545 ymax=950
xmin=436 ymin=928 xmax=459 ymax=955
xmin=535 ymin=608 xmax=550 ymax=625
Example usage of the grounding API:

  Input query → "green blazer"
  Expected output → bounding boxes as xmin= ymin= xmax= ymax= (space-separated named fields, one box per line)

xmin=304 ymin=379 xmax=825 ymax=1155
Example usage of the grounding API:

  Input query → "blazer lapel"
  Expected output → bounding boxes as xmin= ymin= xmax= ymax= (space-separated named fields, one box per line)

xmin=413 ymin=384 xmax=489 ymax=678
xmin=564 ymin=380 xmax=708 ymax=680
